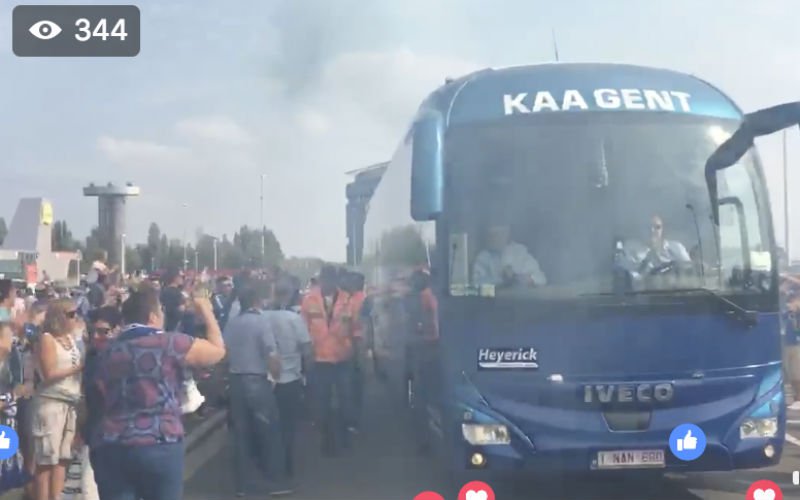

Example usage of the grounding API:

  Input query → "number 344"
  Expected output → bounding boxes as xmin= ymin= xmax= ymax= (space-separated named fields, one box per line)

xmin=75 ymin=18 xmax=127 ymax=42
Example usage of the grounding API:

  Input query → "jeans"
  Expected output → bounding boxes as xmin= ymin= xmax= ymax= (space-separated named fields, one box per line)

xmin=311 ymin=361 xmax=354 ymax=453
xmin=91 ymin=442 xmax=184 ymax=500
xmin=273 ymin=379 xmax=303 ymax=476
xmin=229 ymin=374 xmax=287 ymax=492
xmin=352 ymin=362 xmax=364 ymax=427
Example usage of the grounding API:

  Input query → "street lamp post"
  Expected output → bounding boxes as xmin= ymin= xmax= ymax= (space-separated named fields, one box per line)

xmin=212 ymin=237 xmax=218 ymax=271
xmin=260 ymin=174 xmax=266 ymax=264
xmin=182 ymin=203 xmax=189 ymax=270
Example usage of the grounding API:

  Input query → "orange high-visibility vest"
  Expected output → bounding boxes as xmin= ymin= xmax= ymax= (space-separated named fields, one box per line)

xmin=301 ymin=287 xmax=361 ymax=363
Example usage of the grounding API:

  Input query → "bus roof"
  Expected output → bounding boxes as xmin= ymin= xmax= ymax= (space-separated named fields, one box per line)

xmin=418 ymin=63 xmax=743 ymax=126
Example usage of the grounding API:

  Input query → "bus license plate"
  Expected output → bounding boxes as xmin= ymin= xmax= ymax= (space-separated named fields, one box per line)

xmin=596 ymin=449 xmax=665 ymax=469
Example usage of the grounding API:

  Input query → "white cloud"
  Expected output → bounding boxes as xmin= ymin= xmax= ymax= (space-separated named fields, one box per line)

xmin=174 ymin=116 xmax=253 ymax=146
xmin=294 ymin=109 xmax=330 ymax=135
xmin=96 ymin=136 xmax=191 ymax=168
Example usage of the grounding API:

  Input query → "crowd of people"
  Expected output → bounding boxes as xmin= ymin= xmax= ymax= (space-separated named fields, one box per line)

xmin=0 ymin=247 xmax=381 ymax=500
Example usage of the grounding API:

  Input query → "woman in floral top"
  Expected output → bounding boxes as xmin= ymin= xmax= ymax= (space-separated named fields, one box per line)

xmin=87 ymin=285 xmax=225 ymax=500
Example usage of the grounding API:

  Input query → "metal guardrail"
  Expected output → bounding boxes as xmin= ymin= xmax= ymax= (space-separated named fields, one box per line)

xmin=0 ymin=409 xmax=227 ymax=500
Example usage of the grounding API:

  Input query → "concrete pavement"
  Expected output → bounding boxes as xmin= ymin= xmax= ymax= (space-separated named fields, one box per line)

xmin=185 ymin=382 xmax=800 ymax=500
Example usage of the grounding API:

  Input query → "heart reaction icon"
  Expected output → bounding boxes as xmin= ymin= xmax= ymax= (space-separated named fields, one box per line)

xmin=746 ymin=480 xmax=783 ymax=500
xmin=458 ymin=481 xmax=495 ymax=500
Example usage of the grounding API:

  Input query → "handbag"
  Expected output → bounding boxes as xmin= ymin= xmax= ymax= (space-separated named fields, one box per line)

xmin=61 ymin=445 xmax=98 ymax=500
xmin=61 ymin=448 xmax=82 ymax=500
xmin=180 ymin=372 xmax=205 ymax=414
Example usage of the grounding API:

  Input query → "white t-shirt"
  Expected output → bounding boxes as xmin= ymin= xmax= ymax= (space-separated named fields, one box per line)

xmin=87 ymin=261 xmax=108 ymax=284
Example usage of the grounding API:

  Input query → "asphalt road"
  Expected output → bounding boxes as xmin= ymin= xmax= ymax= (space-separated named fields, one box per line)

xmin=184 ymin=384 xmax=800 ymax=500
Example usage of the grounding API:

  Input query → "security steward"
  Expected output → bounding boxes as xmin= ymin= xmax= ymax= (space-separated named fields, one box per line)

xmin=300 ymin=265 xmax=364 ymax=456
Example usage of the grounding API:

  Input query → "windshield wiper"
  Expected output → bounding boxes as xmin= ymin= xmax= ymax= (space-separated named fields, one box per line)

xmin=582 ymin=287 xmax=758 ymax=326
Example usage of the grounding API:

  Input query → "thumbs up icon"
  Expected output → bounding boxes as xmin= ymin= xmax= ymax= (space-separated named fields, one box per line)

xmin=0 ymin=425 xmax=18 ymax=459
xmin=670 ymin=423 xmax=706 ymax=461
xmin=0 ymin=431 xmax=10 ymax=450
xmin=677 ymin=430 xmax=697 ymax=451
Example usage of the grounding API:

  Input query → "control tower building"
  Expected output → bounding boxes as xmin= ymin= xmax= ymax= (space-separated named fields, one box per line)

xmin=83 ymin=182 xmax=140 ymax=267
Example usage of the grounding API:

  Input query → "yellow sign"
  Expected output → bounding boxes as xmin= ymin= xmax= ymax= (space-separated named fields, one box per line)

xmin=40 ymin=201 xmax=53 ymax=225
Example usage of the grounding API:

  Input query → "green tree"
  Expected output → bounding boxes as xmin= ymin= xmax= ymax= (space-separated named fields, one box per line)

xmin=262 ymin=227 xmax=284 ymax=267
xmin=195 ymin=234 xmax=218 ymax=270
xmin=379 ymin=225 xmax=428 ymax=267
xmin=52 ymin=219 xmax=289 ymax=274
xmin=52 ymin=220 xmax=78 ymax=251
xmin=82 ymin=227 xmax=103 ymax=270
xmin=233 ymin=225 xmax=257 ymax=266
xmin=125 ymin=244 xmax=145 ymax=272
xmin=136 ymin=245 xmax=154 ymax=272
xmin=220 ymin=234 xmax=246 ymax=269
xmin=159 ymin=235 xmax=169 ymax=268
xmin=164 ymin=239 xmax=186 ymax=269
xmin=231 ymin=225 xmax=284 ymax=268
xmin=147 ymin=223 xmax=162 ymax=270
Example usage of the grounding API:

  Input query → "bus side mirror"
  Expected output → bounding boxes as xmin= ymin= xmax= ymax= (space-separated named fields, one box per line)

xmin=705 ymin=101 xmax=800 ymax=224
xmin=410 ymin=111 xmax=445 ymax=221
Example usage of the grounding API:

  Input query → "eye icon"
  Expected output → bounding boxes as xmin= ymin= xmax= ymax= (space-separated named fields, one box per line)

xmin=29 ymin=20 xmax=62 ymax=40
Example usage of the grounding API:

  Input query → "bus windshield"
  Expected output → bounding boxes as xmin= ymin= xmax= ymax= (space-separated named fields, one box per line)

xmin=445 ymin=113 xmax=773 ymax=299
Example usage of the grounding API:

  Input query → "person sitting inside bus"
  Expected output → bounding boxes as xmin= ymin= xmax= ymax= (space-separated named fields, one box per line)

xmin=472 ymin=222 xmax=547 ymax=287
xmin=636 ymin=214 xmax=691 ymax=273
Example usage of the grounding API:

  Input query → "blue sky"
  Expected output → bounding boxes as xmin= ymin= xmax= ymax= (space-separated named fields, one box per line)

xmin=1 ymin=0 xmax=798 ymax=260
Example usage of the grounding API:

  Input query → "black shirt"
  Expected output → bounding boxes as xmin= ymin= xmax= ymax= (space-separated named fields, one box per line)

xmin=160 ymin=286 xmax=184 ymax=332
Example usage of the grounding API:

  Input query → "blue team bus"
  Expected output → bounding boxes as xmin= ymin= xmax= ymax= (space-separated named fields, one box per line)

xmin=361 ymin=63 xmax=796 ymax=479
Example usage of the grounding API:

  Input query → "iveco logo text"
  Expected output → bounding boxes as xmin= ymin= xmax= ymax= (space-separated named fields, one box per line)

xmin=478 ymin=348 xmax=538 ymax=370
xmin=502 ymin=89 xmax=692 ymax=115
xmin=583 ymin=383 xmax=674 ymax=403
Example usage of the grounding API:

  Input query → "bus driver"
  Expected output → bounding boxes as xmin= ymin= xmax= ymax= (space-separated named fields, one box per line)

xmin=637 ymin=214 xmax=692 ymax=273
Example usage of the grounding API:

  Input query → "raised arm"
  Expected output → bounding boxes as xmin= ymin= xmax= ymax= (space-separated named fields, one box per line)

xmin=184 ymin=297 xmax=225 ymax=367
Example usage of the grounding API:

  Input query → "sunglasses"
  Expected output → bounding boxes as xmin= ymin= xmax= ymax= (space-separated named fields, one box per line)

xmin=651 ymin=225 xmax=662 ymax=230
xmin=66 ymin=310 xmax=78 ymax=319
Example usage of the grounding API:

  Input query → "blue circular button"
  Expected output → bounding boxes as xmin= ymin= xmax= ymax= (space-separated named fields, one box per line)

xmin=668 ymin=423 xmax=706 ymax=461
xmin=0 ymin=424 xmax=19 ymax=460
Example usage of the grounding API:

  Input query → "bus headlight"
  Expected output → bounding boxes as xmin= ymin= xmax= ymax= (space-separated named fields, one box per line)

xmin=740 ymin=418 xmax=778 ymax=439
xmin=462 ymin=423 xmax=511 ymax=445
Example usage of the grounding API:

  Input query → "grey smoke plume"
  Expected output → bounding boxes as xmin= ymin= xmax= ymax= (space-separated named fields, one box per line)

xmin=267 ymin=0 xmax=398 ymax=95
